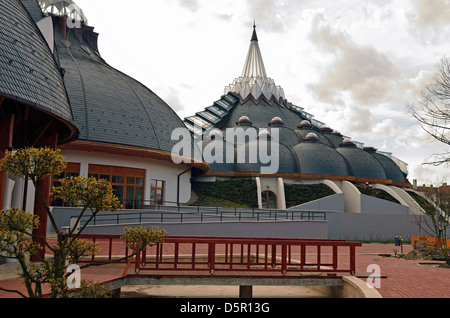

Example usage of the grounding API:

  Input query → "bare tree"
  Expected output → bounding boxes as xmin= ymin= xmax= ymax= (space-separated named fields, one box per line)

xmin=414 ymin=185 xmax=450 ymax=265
xmin=408 ymin=56 xmax=450 ymax=166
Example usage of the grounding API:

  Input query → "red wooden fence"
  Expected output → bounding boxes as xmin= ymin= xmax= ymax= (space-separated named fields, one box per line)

xmin=73 ymin=235 xmax=362 ymax=276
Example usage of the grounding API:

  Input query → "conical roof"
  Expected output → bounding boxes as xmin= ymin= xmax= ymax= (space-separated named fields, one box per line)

xmin=241 ymin=24 xmax=267 ymax=78
xmin=224 ymin=24 xmax=285 ymax=103
xmin=0 ymin=0 xmax=78 ymax=146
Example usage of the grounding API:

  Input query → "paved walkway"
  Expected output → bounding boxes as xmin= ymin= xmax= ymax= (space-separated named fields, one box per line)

xmin=0 ymin=243 xmax=449 ymax=298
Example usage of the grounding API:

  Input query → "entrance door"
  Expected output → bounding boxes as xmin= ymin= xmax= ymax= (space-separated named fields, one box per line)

xmin=261 ymin=191 xmax=277 ymax=209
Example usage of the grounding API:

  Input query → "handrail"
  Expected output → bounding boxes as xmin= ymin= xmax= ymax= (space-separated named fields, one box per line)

xmin=68 ymin=209 xmax=328 ymax=229
xmin=136 ymin=236 xmax=361 ymax=276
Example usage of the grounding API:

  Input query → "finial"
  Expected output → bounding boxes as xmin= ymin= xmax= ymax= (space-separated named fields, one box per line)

xmin=251 ymin=20 xmax=258 ymax=41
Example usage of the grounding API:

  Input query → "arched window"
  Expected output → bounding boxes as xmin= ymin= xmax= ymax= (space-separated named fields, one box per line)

xmin=261 ymin=190 xmax=277 ymax=209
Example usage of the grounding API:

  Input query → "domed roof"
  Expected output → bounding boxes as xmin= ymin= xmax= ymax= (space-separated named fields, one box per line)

xmin=200 ymin=136 xmax=235 ymax=172
xmin=269 ymin=117 xmax=284 ymax=127
xmin=296 ymin=124 xmax=333 ymax=146
xmin=364 ymin=147 xmax=406 ymax=183
xmin=337 ymin=143 xmax=387 ymax=179
xmin=237 ymin=116 xmax=253 ymax=126
xmin=0 ymin=0 xmax=78 ymax=145
xmin=236 ymin=138 xmax=298 ymax=174
xmin=51 ymin=15 xmax=189 ymax=154
xmin=225 ymin=98 xmax=303 ymax=130
xmin=292 ymin=142 xmax=350 ymax=176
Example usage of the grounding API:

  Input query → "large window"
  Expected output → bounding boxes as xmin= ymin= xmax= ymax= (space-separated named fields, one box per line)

xmin=150 ymin=180 xmax=165 ymax=206
xmin=51 ymin=163 xmax=80 ymax=207
xmin=88 ymin=164 xmax=145 ymax=210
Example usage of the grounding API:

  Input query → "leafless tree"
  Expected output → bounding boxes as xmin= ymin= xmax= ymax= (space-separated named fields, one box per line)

xmin=408 ymin=57 xmax=450 ymax=166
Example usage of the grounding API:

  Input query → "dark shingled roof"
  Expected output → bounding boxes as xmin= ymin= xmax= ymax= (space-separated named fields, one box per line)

xmin=292 ymin=141 xmax=350 ymax=176
xmin=52 ymin=17 xmax=188 ymax=153
xmin=337 ymin=144 xmax=387 ymax=179
xmin=19 ymin=0 xmax=44 ymax=22
xmin=223 ymin=99 xmax=303 ymax=130
xmin=0 ymin=0 xmax=77 ymax=141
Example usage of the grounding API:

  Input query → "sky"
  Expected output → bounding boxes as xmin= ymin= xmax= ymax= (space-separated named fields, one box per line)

xmin=74 ymin=0 xmax=450 ymax=186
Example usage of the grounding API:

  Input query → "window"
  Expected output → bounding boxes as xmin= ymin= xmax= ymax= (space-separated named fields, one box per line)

xmin=51 ymin=163 xmax=80 ymax=207
xmin=150 ymin=180 xmax=165 ymax=206
xmin=261 ymin=191 xmax=277 ymax=209
xmin=88 ymin=164 xmax=145 ymax=210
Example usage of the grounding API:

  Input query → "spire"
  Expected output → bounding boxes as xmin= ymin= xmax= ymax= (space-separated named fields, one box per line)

xmin=242 ymin=22 xmax=267 ymax=78
xmin=224 ymin=23 xmax=286 ymax=103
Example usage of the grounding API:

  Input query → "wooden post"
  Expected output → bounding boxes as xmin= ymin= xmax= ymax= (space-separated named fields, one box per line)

xmin=239 ymin=286 xmax=253 ymax=299
xmin=31 ymin=174 xmax=52 ymax=261
xmin=0 ymin=151 xmax=6 ymax=210
xmin=31 ymin=132 xmax=58 ymax=262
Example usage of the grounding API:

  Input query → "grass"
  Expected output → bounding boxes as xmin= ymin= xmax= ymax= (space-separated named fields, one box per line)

xmin=406 ymin=190 xmax=435 ymax=214
xmin=357 ymin=185 xmax=400 ymax=204
xmin=192 ymin=180 xmax=258 ymax=208
xmin=192 ymin=180 xmax=337 ymax=209
xmin=284 ymin=184 xmax=335 ymax=208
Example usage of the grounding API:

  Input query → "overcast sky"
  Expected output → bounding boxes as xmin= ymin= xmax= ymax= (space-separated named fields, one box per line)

xmin=74 ymin=0 xmax=450 ymax=186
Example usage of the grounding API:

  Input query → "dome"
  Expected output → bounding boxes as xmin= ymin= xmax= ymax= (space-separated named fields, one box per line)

xmin=237 ymin=116 xmax=253 ymax=126
xmin=305 ymin=133 xmax=320 ymax=142
xmin=269 ymin=117 xmax=285 ymax=126
xmin=225 ymin=99 xmax=302 ymax=130
xmin=236 ymin=139 xmax=298 ymax=174
xmin=298 ymin=120 xmax=312 ymax=129
xmin=258 ymin=129 xmax=271 ymax=139
xmin=319 ymin=125 xmax=333 ymax=134
xmin=364 ymin=147 xmax=406 ymax=183
xmin=292 ymin=142 xmax=350 ymax=176
xmin=39 ymin=0 xmax=87 ymax=23
xmin=296 ymin=126 xmax=333 ymax=146
xmin=340 ymin=138 xmax=357 ymax=147
xmin=0 ymin=0 xmax=78 ymax=146
xmin=337 ymin=145 xmax=387 ymax=179
xmin=200 ymin=137 xmax=234 ymax=172
xmin=51 ymin=15 xmax=190 ymax=154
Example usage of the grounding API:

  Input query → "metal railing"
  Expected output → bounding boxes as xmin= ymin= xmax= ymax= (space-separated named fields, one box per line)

xmin=69 ymin=208 xmax=328 ymax=228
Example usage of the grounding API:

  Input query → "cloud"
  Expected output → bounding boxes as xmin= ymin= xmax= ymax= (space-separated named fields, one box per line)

xmin=348 ymin=107 xmax=374 ymax=133
xmin=174 ymin=0 xmax=199 ymax=12
xmin=307 ymin=13 xmax=412 ymax=107
xmin=407 ymin=0 xmax=450 ymax=42
xmin=408 ymin=0 xmax=450 ymax=29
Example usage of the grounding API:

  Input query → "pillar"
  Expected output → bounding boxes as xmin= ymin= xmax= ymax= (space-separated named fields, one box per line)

xmin=31 ymin=175 xmax=51 ymax=261
xmin=31 ymin=132 xmax=58 ymax=262
xmin=239 ymin=286 xmax=253 ymax=299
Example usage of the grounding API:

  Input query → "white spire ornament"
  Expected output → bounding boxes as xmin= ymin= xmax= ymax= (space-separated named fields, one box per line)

xmin=224 ymin=23 xmax=286 ymax=104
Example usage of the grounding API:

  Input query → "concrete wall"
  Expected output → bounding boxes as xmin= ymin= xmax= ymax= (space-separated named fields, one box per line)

xmin=78 ymin=220 xmax=329 ymax=239
xmin=327 ymin=212 xmax=421 ymax=241
xmin=360 ymin=194 xmax=410 ymax=215
xmin=292 ymin=194 xmax=345 ymax=213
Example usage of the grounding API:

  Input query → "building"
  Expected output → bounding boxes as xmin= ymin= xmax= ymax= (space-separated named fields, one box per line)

xmin=0 ymin=0 xmax=429 ymax=241
xmin=185 ymin=24 xmax=419 ymax=216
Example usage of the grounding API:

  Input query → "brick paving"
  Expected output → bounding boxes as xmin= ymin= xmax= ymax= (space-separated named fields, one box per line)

xmin=0 ymin=243 xmax=449 ymax=298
